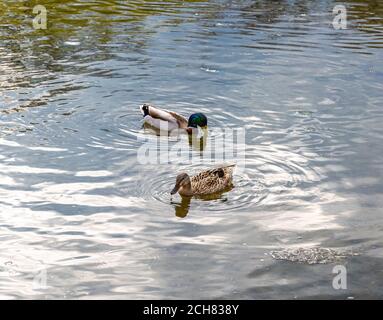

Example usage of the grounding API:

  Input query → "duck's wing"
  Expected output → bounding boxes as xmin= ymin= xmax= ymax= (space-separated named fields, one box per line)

xmin=141 ymin=105 xmax=188 ymax=130
xmin=168 ymin=111 xmax=188 ymax=129
xmin=194 ymin=165 xmax=235 ymax=180
xmin=191 ymin=165 xmax=235 ymax=194
xmin=191 ymin=173 xmax=221 ymax=195
xmin=143 ymin=116 xmax=180 ymax=132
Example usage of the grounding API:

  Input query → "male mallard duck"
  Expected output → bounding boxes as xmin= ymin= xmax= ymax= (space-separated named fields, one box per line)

xmin=140 ymin=103 xmax=207 ymax=134
xmin=170 ymin=164 xmax=235 ymax=197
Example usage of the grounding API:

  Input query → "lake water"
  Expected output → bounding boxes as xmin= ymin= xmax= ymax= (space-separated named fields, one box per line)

xmin=0 ymin=0 xmax=382 ymax=299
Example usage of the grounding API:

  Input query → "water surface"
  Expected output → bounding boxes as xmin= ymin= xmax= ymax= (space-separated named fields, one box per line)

xmin=0 ymin=0 xmax=383 ymax=299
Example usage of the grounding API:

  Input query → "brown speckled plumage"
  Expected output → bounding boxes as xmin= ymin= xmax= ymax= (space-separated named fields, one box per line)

xmin=172 ymin=165 xmax=235 ymax=197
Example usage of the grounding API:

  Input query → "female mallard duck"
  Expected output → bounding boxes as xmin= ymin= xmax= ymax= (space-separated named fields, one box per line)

xmin=140 ymin=103 xmax=207 ymax=134
xmin=170 ymin=165 xmax=235 ymax=197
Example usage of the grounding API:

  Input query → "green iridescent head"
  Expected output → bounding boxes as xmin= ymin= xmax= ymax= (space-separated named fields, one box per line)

xmin=187 ymin=113 xmax=208 ymax=128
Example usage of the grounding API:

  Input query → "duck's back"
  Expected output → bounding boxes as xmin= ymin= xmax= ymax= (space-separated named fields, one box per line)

xmin=191 ymin=166 xmax=234 ymax=195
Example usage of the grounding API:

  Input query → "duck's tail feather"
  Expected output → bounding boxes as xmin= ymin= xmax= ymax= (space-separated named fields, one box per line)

xmin=222 ymin=164 xmax=236 ymax=179
xmin=218 ymin=163 xmax=236 ymax=169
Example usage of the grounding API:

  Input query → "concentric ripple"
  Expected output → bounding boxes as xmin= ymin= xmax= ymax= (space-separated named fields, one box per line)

xmin=149 ymin=169 xmax=266 ymax=214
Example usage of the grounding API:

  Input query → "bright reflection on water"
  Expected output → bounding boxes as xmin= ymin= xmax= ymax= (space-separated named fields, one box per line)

xmin=0 ymin=0 xmax=383 ymax=299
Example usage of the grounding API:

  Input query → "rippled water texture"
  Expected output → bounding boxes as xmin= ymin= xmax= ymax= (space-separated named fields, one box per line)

xmin=0 ymin=0 xmax=383 ymax=299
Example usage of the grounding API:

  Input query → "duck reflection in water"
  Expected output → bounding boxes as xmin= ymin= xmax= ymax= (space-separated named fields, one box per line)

xmin=187 ymin=126 xmax=208 ymax=151
xmin=171 ymin=196 xmax=192 ymax=218
xmin=171 ymin=187 xmax=234 ymax=218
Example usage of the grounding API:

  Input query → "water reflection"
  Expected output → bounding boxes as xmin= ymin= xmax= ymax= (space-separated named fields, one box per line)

xmin=171 ymin=184 xmax=234 ymax=218
xmin=172 ymin=197 xmax=191 ymax=218
xmin=188 ymin=130 xmax=208 ymax=151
